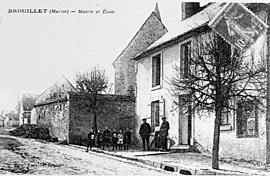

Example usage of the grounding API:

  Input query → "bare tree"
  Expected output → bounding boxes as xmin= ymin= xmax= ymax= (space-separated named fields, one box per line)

xmin=75 ymin=66 xmax=109 ymax=133
xmin=170 ymin=31 xmax=266 ymax=169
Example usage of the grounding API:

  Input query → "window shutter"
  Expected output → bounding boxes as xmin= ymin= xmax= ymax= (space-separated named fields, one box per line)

xmin=159 ymin=98 xmax=165 ymax=117
xmin=152 ymin=58 xmax=156 ymax=87
xmin=151 ymin=103 xmax=155 ymax=132
xmin=156 ymin=56 xmax=161 ymax=86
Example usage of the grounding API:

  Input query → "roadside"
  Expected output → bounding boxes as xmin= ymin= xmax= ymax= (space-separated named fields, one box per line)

xmin=70 ymin=143 xmax=270 ymax=175
xmin=0 ymin=130 xmax=176 ymax=175
xmin=2 ymin=127 xmax=270 ymax=175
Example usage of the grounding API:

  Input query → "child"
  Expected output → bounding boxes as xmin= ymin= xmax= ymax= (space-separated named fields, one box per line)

xmin=86 ymin=128 xmax=95 ymax=152
xmin=96 ymin=129 xmax=103 ymax=149
xmin=124 ymin=128 xmax=131 ymax=150
xmin=111 ymin=129 xmax=118 ymax=150
xmin=117 ymin=129 xmax=124 ymax=150
xmin=102 ymin=126 xmax=111 ymax=150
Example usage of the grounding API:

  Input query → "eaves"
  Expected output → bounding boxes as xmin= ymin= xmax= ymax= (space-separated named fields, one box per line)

xmin=133 ymin=24 xmax=211 ymax=61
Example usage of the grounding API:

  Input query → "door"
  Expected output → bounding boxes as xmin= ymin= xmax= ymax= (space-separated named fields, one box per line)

xmin=179 ymin=95 xmax=192 ymax=145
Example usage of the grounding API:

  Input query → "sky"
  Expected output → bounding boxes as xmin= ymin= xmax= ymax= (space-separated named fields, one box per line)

xmin=0 ymin=0 xmax=264 ymax=112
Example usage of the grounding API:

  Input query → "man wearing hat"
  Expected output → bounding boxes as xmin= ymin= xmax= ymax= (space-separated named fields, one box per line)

xmin=160 ymin=116 xmax=170 ymax=151
xmin=139 ymin=118 xmax=151 ymax=151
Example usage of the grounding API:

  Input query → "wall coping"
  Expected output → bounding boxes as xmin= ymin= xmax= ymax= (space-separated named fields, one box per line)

xmin=68 ymin=92 xmax=136 ymax=102
xmin=34 ymin=97 xmax=68 ymax=107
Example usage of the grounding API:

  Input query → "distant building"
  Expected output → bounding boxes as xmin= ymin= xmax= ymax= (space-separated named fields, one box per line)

xmin=113 ymin=4 xmax=168 ymax=95
xmin=0 ymin=115 xmax=4 ymax=127
xmin=18 ymin=94 xmax=38 ymax=125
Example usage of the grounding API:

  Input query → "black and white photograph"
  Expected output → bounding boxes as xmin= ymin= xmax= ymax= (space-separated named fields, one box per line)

xmin=0 ymin=0 xmax=270 ymax=175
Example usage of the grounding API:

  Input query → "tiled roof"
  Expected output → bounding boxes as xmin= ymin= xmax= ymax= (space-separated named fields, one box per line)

xmin=35 ymin=76 xmax=77 ymax=105
xmin=134 ymin=3 xmax=226 ymax=60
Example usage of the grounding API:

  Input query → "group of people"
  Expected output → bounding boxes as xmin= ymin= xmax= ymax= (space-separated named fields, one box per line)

xmin=139 ymin=116 xmax=170 ymax=151
xmin=86 ymin=117 xmax=170 ymax=152
xmin=86 ymin=126 xmax=131 ymax=152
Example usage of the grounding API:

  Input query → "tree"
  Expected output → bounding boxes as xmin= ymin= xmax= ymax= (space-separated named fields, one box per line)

xmin=170 ymin=31 xmax=266 ymax=169
xmin=75 ymin=66 xmax=109 ymax=133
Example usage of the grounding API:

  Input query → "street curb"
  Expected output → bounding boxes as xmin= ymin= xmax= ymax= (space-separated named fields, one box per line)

xmin=68 ymin=144 xmax=245 ymax=175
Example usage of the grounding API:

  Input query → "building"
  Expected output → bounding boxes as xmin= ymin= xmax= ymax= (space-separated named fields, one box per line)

xmin=18 ymin=94 xmax=38 ymax=125
xmin=35 ymin=76 xmax=136 ymax=144
xmin=133 ymin=2 xmax=269 ymax=162
xmin=113 ymin=4 xmax=168 ymax=95
xmin=0 ymin=115 xmax=4 ymax=127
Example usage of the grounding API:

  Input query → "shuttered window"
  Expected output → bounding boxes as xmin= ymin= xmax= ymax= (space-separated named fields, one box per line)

xmin=181 ymin=42 xmax=191 ymax=78
xmin=236 ymin=101 xmax=258 ymax=137
xmin=152 ymin=54 xmax=161 ymax=87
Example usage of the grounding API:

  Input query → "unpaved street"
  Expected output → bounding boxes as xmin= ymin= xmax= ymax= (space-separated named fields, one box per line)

xmin=0 ymin=134 xmax=176 ymax=175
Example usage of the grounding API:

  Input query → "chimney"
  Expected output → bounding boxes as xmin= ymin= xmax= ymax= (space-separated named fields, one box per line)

xmin=181 ymin=2 xmax=201 ymax=20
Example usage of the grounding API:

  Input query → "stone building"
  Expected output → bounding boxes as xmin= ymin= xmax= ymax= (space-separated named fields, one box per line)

xmin=113 ymin=4 xmax=168 ymax=95
xmin=134 ymin=2 xmax=270 ymax=162
xmin=35 ymin=76 xmax=136 ymax=144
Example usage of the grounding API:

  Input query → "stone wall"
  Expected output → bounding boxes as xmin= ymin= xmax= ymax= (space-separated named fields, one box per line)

xmin=68 ymin=93 xmax=136 ymax=145
xmin=35 ymin=93 xmax=136 ymax=145
xmin=35 ymin=98 xmax=69 ymax=142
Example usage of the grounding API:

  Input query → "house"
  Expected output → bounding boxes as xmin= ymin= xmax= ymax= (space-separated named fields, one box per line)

xmin=113 ymin=3 xmax=168 ymax=95
xmin=1 ymin=110 xmax=19 ymax=127
xmin=18 ymin=94 xmax=38 ymax=125
xmin=34 ymin=76 xmax=135 ymax=144
xmin=0 ymin=115 xmax=4 ymax=127
xmin=133 ymin=2 xmax=269 ymax=162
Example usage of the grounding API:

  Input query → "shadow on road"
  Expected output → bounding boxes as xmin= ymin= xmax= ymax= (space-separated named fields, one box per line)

xmin=0 ymin=136 xmax=23 ymax=151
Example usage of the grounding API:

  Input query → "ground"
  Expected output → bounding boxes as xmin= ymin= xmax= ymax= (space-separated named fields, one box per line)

xmin=0 ymin=131 xmax=177 ymax=175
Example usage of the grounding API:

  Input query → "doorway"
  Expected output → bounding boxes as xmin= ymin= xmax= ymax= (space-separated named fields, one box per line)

xmin=179 ymin=95 xmax=192 ymax=145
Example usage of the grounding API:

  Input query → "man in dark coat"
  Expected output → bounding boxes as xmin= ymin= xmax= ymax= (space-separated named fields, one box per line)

xmin=139 ymin=118 xmax=151 ymax=151
xmin=160 ymin=117 xmax=170 ymax=151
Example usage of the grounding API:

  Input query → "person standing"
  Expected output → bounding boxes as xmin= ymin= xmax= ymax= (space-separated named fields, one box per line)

xmin=111 ymin=129 xmax=118 ymax=150
xmin=160 ymin=117 xmax=170 ymax=151
xmin=96 ymin=129 xmax=103 ymax=149
xmin=86 ymin=128 xmax=95 ymax=152
xmin=124 ymin=128 xmax=131 ymax=150
xmin=102 ymin=126 xmax=111 ymax=150
xmin=117 ymin=129 xmax=124 ymax=150
xmin=139 ymin=118 xmax=151 ymax=151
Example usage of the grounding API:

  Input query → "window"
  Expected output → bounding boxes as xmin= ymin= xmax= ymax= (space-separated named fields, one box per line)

xmin=151 ymin=101 xmax=160 ymax=132
xmin=152 ymin=54 xmax=161 ymax=87
xmin=236 ymin=101 xmax=258 ymax=137
xmin=221 ymin=101 xmax=230 ymax=126
xmin=181 ymin=42 xmax=191 ymax=78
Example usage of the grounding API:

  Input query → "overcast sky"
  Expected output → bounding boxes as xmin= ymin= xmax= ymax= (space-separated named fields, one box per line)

xmin=0 ymin=0 xmax=264 ymax=112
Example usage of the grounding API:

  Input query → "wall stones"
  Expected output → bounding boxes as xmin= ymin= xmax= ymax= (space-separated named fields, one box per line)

xmin=35 ymin=93 xmax=136 ymax=145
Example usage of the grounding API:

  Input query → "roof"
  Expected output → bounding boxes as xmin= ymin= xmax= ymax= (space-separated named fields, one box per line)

xmin=112 ymin=3 xmax=167 ymax=67
xmin=0 ymin=115 xmax=5 ymax=121
xmin=134 ymin=3 xmax=226 ymax=61
xmin=22 ymin=94 xmax=38 ymax=111
xmin=35 ymin=76 xmax=77 ymax=105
